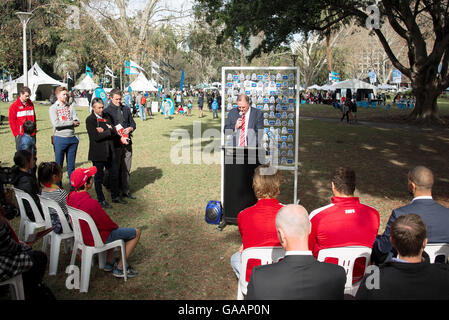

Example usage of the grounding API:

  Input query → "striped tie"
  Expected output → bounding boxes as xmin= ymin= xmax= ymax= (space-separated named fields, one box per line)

xmin=239 ymin=113 xmax=246 ymax=147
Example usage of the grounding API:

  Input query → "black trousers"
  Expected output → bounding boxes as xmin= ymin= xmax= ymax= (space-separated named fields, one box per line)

xmin=93 ymin=155 xmax=119 ymax=202
xmin=22 ymin=250 xmax=48 ymax=300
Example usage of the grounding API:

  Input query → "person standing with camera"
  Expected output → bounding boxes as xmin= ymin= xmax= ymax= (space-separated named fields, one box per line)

xmin=49 ymin=86 xmax=80 ymax=189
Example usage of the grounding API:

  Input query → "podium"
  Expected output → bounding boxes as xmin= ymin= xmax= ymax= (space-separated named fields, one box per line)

xmin=219 ymin=146 xmax=266 ymax=229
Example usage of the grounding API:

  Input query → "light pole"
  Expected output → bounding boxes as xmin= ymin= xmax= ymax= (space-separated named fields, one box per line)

xmin=16 ymin=11 xmax=33 ymax=87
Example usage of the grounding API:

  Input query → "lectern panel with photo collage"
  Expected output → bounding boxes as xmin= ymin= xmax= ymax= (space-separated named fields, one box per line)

xmin=219 ymin=67 xmax=300 ymax=226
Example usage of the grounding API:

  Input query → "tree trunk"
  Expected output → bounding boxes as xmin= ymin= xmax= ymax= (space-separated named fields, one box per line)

xmin=325 ymin=33 xmax=332 ymax=72
xmin=408 ymin=86 xmax=443 ymax=125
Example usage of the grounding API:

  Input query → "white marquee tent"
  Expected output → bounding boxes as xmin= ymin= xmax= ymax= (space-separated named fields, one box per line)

xmin=127 ymin=72 xmax=158 ymax=92
xmin=13 ymin=63 xmax=65 ymax=101
xmin=332 ymin=78 xmax=378 ymax=96
xmin=377 ymin=83 xmax=397 ymax=90
xmin=73 ymin=75 xmax=99 ymax=91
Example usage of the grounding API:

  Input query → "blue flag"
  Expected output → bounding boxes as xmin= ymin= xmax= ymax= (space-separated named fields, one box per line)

xmin=180 ymin=69 xmax=185 ymax=91
xmin=94 ymin=87 xmax=107 ymax=103
xmin=86 ymin=65 xmax=93 ymax=77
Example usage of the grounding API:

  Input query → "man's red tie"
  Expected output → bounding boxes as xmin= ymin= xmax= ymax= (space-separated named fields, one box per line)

xmin=239 ymin=113 xmax=247 ymax=147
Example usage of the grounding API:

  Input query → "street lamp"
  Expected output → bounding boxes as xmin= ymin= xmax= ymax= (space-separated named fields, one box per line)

xmin=16 ymin=11 xmax=33 ymax=87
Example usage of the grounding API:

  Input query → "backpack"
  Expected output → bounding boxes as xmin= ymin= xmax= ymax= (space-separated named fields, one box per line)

xmin=140 ymin=96 xmax=146 ymax=105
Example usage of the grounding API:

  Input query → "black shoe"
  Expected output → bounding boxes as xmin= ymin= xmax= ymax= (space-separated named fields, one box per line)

xmin=122 ymin=193 xmax=136 ymax=200
xmin=99 ymin=200 xmax=112 ymax=209
xmin=112 ymin=197 xmax=127 ymax=204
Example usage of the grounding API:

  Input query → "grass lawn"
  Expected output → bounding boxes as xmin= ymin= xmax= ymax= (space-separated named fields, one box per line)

xmin=299 ymin=97 xmax=449 ymax=124
xmin=1 ymin=99 xmax=449 ymax=300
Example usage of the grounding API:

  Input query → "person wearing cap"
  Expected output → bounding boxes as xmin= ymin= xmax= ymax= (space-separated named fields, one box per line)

xmin=66 ymin=167 xmax=141 ymax=278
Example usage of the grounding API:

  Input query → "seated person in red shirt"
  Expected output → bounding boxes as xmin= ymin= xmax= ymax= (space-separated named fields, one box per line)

xmin=230 ymin=165 xmax=283 ymax=279
xmin=308 ymin=167 xmax=380 ymax=282
xmin=66 ymin=167 xmax=141 ymax=278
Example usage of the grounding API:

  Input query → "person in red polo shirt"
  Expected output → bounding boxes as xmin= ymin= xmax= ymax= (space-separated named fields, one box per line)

xmin=9 ymin=87 xmax=36 ymax=149
xmin=308 ymin=167 xmax=380 ymax=282
xmin=230 ymin=165 xmax=284 ymax=279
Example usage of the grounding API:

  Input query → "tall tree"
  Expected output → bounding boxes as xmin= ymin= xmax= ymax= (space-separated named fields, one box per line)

xmin=196 ymin=0 xmax=449 ymax=125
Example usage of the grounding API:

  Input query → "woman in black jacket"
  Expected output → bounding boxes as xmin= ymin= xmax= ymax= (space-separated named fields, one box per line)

xmin=12 ymin=150 xmax=43 ymax=221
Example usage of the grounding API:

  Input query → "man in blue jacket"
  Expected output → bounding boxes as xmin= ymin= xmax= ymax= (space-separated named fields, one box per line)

xmin=372 ymin=166 xmax=449 ymax=264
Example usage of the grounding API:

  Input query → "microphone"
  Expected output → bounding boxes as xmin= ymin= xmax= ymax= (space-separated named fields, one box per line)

xmin=239 ymin=111 xmax=243 ymax=118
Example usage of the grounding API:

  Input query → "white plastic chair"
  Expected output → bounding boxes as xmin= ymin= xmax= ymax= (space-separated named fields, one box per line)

xmin=237 ymin=246 xmax=285 ymax=300
xmin=317 ymin=246 xmax=372 ymax=296
xmin=424 ymin=243 xmax=449 ymax=263
xmin=38 ymin=195 xmax=74 ymax=276
xmin=13 ymin=187 xmax=46 ymax=243
xmin=67 ymin=206 xmax=127 ymax=293
xmin=0 ymin=274 xmax=25 ymax=300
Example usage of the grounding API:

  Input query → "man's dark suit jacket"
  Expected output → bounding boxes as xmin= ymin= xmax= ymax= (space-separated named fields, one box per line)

xmin=85 ymin=112 xmax=118 ymax=162
xmin=103 ymin=102 xmax=136 ymax=148
xmin=224 ymin=107 xmax=264 ymax=147
xmin=356 ymin=261 xmax=449 ymax=300
xmin=375 ymin=198 xmax=449 ymax=255
xmin=246 ymin=254 xmax=346 ymax=300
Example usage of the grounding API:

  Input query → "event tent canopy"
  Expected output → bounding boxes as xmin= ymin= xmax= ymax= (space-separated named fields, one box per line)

xmin=307 ymin=84 xmax=322 ymax=90
xmin=332 ymin=78 xmax=377 ymax=96
xmin=73 ymin=75 xmax=99 ymax=91
xmin=128 ymin=72 xmax=158 ymax=92
xmin=320 ymin=84 xmax=336 ymax=91
xmin=377 ymin=84 xmax=397 ymax=90
xmin=14 ymin=63 xmax=65 ymax=100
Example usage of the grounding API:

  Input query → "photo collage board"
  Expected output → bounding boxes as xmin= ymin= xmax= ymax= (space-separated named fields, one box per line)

xmin=222 ymin=68 xmax=299 ymax=169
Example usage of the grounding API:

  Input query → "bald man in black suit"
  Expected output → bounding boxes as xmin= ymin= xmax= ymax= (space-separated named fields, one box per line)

xmin=246 ymin=204 xmax=346 ymax=300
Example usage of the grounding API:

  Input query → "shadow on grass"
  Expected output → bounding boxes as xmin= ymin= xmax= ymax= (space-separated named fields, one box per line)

xmin=130 ymin=166 xmax=163 ymax=194
xmin=295 ymin=119 xmax=449 ymax=217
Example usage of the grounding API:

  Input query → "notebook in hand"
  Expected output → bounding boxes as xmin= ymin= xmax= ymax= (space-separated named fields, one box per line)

xmin=26 ymin=225 xmax=56 ymax=244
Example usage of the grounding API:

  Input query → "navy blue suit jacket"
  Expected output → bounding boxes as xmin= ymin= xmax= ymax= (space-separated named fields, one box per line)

xmin=375 ymin=198 xmax=449 ymax=254
xmin=224 ymin=107 xmax=264 ymax=147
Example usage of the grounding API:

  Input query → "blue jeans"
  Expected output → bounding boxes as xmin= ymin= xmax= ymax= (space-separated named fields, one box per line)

xmin=230 ymin=251 xmax=241 ymax=279
xmin=138 ymin=106 xmax=146 ymax=121
xmin=105 ymin=228 xmax=137 ymax=244
xmin=53 ymin=135 xmax=79 ymax=186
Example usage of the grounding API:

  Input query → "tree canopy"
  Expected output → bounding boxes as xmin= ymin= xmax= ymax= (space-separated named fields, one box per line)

xmin=196 ymin=0 xmax=449 ymax=124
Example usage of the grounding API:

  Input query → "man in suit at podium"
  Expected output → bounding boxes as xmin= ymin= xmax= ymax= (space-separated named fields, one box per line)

xmin=224 ymin=94 xmax=264 ymax=147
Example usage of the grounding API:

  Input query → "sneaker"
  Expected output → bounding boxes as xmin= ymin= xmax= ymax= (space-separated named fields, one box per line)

xmin=103 ymin=258 xmax=119 ymax=272
xmin=113 ymin=265 xmax=138 ymax=278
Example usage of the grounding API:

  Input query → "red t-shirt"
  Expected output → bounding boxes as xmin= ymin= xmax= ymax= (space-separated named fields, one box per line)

xmin=238 ymin=198 xmax=283 ymax=250
xmin=308 ymin=196 xmax=380 ymax=282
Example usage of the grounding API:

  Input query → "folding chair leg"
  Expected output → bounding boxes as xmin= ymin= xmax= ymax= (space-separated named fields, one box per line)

xmin=49 ymin=236 xmax=62 ymax=276
xmin=80 ymin=250 xmax=93 ymax=293
xmin=70 ymin=242 xmax=79 ymax=266
xmin=120 ymin=244 xmax=128 ymax=282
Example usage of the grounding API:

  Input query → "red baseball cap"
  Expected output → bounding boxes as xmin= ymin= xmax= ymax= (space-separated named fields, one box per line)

xmin=70 ymin=167 xmax=97 ymax=190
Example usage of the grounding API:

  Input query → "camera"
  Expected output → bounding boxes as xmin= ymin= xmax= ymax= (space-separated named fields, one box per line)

xmin=0 ymin=162 xmax=19 ymax=220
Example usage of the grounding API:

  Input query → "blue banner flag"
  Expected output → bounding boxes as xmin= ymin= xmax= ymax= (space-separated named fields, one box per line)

xmin=179 ymin=69 xmax=185 ymax=91
xmin=124 ymin=60 xmax=138 ymax=75
xmin=86 ymin=65 xmax=93 ymax=77
xmin=94 ymin=87 xmax=107 ymax=103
